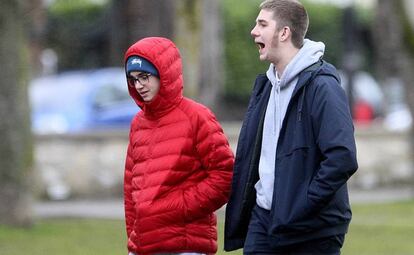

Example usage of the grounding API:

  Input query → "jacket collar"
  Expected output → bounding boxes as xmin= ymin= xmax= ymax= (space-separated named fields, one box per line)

xmin=291 ymin=60 xmax=324 ymax=98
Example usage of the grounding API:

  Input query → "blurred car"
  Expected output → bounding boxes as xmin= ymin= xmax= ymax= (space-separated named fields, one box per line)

xmin=382 ymin=78 xmax=412 ymax=131
xmin=340 ymin=71 xmax=412 ymax=130
xmin=30 ymin=67 xmax=139 ymax=134
xmin=339 ymin=70 xmax=385 ymax=120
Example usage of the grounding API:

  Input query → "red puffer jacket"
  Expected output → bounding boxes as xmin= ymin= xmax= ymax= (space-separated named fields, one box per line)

xmin=123 ymin=37 xmax=234 ymax=255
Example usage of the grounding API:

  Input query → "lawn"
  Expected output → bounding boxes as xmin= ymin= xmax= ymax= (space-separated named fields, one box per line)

xmin=1 ymin=200 xmax=414 ymax=255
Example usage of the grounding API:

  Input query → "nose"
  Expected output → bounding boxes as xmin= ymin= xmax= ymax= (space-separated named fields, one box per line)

xmin=251 ymin=24 xmax=259 ymax=38
xmin=134 ymin=80 xmax=144 ymax=89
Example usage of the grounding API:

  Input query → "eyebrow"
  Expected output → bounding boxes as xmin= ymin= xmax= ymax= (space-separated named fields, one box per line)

xmin=130 ymin=72 xmax=149 ymax=77
xmin=256 ymin=18 xmax=268 ymax=25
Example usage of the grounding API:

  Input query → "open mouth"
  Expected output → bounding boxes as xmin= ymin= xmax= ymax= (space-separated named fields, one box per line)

xmin=256 ymin=42 xmax=265 ymax=50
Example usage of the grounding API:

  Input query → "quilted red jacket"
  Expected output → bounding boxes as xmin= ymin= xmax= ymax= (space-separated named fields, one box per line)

xmin=123 ymin=37 xmax=234 ymax=255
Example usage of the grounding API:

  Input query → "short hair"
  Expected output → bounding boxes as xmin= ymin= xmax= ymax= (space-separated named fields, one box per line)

xmin=260 ymin=0 xmax=309 ymax=48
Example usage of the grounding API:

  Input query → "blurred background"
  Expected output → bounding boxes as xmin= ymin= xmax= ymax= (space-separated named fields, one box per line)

xmin=1 ymin=0 xmax=414 ymax=254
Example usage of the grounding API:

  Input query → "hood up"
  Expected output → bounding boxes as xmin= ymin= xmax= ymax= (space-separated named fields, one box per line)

xmin=124 ymin=37 xmax=183 ymax=118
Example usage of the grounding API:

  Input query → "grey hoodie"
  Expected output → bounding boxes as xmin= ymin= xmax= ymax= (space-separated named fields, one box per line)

xmin=255 ymin=39 xmax=325 ymax=210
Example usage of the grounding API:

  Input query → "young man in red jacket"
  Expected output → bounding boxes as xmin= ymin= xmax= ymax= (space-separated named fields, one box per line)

xmin=123 ymin=37 xmax=234 ymax=255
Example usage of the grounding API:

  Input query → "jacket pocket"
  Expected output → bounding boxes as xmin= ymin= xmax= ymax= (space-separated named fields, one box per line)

xmin=278 ymin=146 xmax=310 ymax=182
xmin=273 ymin=146 xmax=320 ymax=233
xmin=274 ymin=187 xmax=318 ymax=234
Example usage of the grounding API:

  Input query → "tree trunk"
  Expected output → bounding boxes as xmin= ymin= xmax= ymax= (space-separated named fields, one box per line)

xmin=174 ymin=0 xmax=202 ymax=98
xmin=374 ymin=0 xmax=414 ymax=125
xmin=198 ymin=0 xmax=223 ymax=110
xmin=26 ymin=0 xmax=47 ymax=77
xmin=0 ymin=0 xmax=33 ymax=226
xmin=373 ymin=0 xmax=414 ymax=107
xmin=109 ymin=0 xmax=175 ymax=66
xmin=373 ymin=0 xmax=404 ymax=80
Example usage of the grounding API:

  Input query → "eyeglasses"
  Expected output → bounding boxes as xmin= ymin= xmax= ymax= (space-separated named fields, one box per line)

xmin=128 ymin=73 xmax=152 ymax=87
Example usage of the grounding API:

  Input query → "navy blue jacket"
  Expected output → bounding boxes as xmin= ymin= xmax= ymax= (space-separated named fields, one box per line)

xmin=224 ymin=60 xmax=358 ymax=251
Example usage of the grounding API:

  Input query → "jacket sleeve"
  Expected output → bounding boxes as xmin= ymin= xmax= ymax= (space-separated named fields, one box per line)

xmin=183 ymin=108 xmax=234 ymax=220
xmin=308 ymin=75 xmax=358 ymax=209
xmin=124 ymin=141 xmax=136 ymax=238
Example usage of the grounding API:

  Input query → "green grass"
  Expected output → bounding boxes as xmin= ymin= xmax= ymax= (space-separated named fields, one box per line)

xmin=0 ymin=219 xmax=126 ymax=255
xmin=342 ymin=200 xmax=414 ymax=255
xmin=1 ymin=200 xmax=414 ymax=255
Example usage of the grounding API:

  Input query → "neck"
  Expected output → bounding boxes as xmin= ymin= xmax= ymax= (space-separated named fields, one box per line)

xmin=274 ymin=45 xmax=300 ymax=76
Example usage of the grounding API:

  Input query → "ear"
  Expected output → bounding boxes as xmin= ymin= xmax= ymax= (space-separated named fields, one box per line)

xmin=279 ymin=26 xmax=291 ymax=42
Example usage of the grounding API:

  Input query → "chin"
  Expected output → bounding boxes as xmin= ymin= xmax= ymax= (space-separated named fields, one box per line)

xmin=259 ymin=54 xmax=267 ymax=62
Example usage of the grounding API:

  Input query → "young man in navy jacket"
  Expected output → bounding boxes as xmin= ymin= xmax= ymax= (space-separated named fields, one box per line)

xmin=224 ymin=0 xmax=358 ymax=254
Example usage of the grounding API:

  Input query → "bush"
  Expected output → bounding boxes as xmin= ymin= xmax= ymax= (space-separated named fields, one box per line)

xmin=222 ymin=0 xmax=268 ymax=103
xmin=46 ymin=0 xmax=109 ymax=71
xmin=303 ymin=1 xmax=344 ymax=66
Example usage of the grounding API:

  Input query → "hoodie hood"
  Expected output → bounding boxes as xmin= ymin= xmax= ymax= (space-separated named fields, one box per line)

xmin=266 ymin=39 xmax=325 ymax=88
xmin=124 ymin=37 xmax=183 ymax=118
